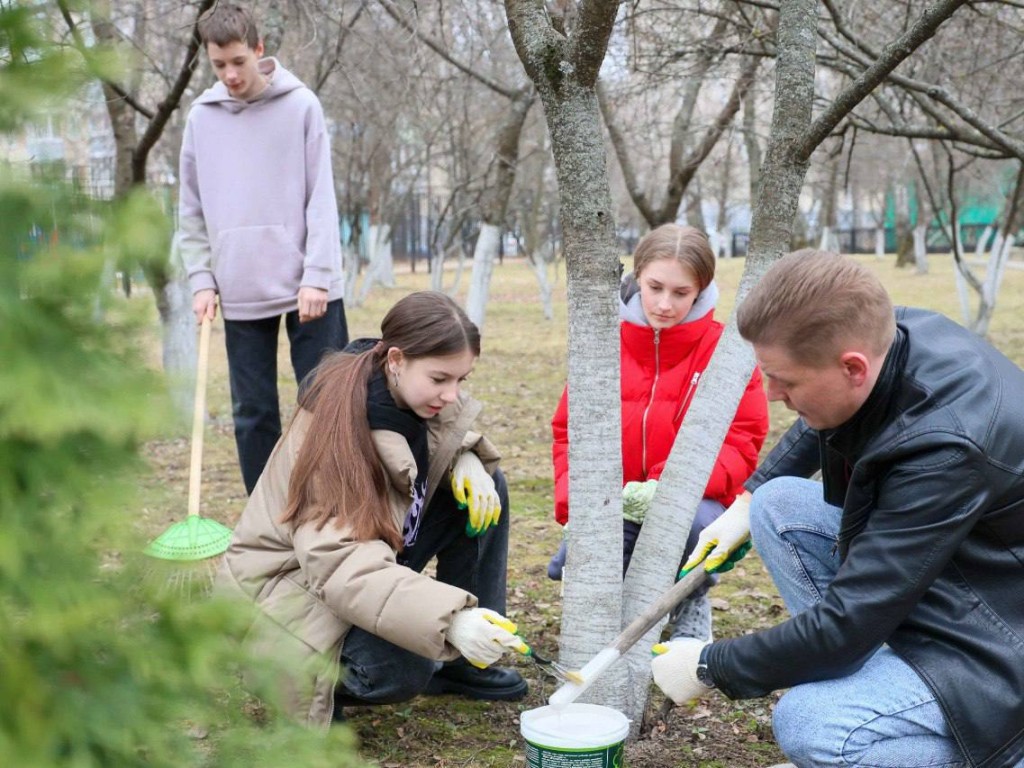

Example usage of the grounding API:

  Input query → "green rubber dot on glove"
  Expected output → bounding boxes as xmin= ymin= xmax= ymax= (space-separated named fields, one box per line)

xmin=678 ymin=540 xmax=753 ymax=579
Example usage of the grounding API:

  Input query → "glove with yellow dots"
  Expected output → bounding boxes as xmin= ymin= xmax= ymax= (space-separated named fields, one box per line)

xmin=651 ymin=638 xmax=714 ymax=705
xmin=679 ymin=493 xmax=752 ymax=577
xmin=447 ymin=608 xmax=528 ymax=668
xmin=451 ymin=452 xmax=501 ymax=537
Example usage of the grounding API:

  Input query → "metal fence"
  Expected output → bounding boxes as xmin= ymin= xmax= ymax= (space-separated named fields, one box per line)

xmin=731 ymin=224 xmax=1005 ymax=258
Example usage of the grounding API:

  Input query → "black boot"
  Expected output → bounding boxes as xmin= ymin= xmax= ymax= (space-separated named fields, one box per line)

xmin=424 ymin=660 xmax=528 ymax=701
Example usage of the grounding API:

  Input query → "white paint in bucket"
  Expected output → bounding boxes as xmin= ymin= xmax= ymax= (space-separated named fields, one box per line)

xmin=521 ymin=703 xmax=629 ymax=767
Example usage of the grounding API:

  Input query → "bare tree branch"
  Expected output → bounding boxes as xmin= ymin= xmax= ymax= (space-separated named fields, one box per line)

xmin=797 ymin=0 xmax=970 ymax=161
xmin=57 ymin=0 xmax=155 ymax=120
xmin=313 ymin=1 xmax=368 ymax=94
xmin=133 ymin=0 xmax=216 ymax=183
xmin=377 ymin=0 xmax=521 ymax=99
xmin=569 ymin=0 xmax=619 ymax=85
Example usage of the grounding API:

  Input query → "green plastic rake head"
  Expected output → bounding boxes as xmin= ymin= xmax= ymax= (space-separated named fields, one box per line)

xmin=145 ymin=514 xmax=232 ymax=561
xmin=145 ymin=316 xmax=233 ymax=566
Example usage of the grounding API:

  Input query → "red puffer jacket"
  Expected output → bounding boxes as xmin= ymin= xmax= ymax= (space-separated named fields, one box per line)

xmin=552 ymin=311 xmax=769 ymax=525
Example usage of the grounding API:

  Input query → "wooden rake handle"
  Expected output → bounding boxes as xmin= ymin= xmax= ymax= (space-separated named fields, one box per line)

xmin=187 ymin=316 xmax=212 ymax=519
xmin=612 ymin=567 xmax=712 ymax=655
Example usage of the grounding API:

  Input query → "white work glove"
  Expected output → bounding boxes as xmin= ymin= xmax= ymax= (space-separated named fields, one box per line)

xmin=622 ymin=479 xmax=658 ymax=525
xmin=447 ymin=608 xmax=527 ymax=668
xmin=681 ymin=492 xmax=752 ymax=575
xmin=651 ymin=638 xmax=712 ymax=705
xmin=451 ymin=452 xmax=501 ymax=537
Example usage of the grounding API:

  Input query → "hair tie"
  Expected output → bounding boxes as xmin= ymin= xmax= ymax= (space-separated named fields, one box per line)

xmin=373 ymin=340 xmax=385 ymax=355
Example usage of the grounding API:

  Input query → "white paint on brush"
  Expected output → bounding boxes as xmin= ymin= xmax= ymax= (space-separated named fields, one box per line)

xmin=547 ymin=648 xmax=622 ymax=709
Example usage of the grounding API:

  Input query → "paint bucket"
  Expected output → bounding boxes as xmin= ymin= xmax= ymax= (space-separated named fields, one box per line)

xmin=521 ymin=703 xmax=629 ymax=767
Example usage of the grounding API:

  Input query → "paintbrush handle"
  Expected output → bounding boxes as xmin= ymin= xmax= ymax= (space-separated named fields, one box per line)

xmin=612 ymin=568 xmax=710 ymax=655
xmin=188 ymin=316 xmax=212 ymax=519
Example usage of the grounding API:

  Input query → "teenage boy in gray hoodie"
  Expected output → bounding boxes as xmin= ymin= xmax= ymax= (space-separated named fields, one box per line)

xmin=178 ymin=4 xmax=348 ymax=494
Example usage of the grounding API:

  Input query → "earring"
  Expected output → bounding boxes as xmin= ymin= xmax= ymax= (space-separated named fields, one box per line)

xmin=390 ymin=367 xmax=399 ymax=388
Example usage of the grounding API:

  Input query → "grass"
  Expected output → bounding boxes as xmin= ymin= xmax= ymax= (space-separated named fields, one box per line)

xmin=133 ymin=251 xmax=1024 ymax=767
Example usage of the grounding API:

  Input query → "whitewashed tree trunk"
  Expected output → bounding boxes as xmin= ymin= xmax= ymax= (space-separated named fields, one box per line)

xmin=465 ymin=223 xmax=501 ymax=330
xmin=430 ymin=251 xmax=445 ymax=292
xmin=976 ymin=234 xmax=1015 ymax=335
xmin=357 ymin=224 xmax=394 ymax=304
xmin=953 ymin=255 xmax=972 ymax=326
xmin=528 ymin=245 xmax=555 ymax=320
xmin=508 ymin=0 xmax=968 ymax=734
xmin=974 ymin=225 xmax=994 ymax=258
xmin=620 ymin=0 xmax=819 ymax=724
xmin=450 ymin=245 xmax=468 ymax=295
xmin=505 ymin=0 xmax=627 ymax=712
xmin=464 ymin=91 xmax=532 ymax=328
xmin=913 ymin=225 xmax=929 ymax=274
xmin=987 ymin=231 xmax=1005 ymax=270
xmin=620 ymin=0 xmax=969 ymax=727
xmin=160 ymin=275 xmax=199 ymax=428
xmin=708 ymin=229 xmax=724 ymax=259
xmin=342 ymin=242 xmax=360 ymax=307
xmin=875 ymin=226 xmax=886 ymax=259
xmin=819 ymin=225 xmax=839 ymax=253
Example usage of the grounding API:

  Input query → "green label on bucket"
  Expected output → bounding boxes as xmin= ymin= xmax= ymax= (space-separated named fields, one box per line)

xmin=524 ymin=740 xmax=624 ymax=768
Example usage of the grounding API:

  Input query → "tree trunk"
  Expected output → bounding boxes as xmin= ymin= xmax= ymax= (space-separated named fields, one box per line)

xmin=974 ymin=225 xmax=994 ymax=258
xmin=974 ymin=163 xmax=1024 ymax=334
xmin=507 ymin=0 xmax=970 ymax=731
xmin=743 ymin=79 xmax=762 ymax=212
xmin=505 ymin=0 xmax=626 ymax=708
xmin=465 ymin=224 xmax=501 ymax=329
xmin=894 ymin=183 xmax=915 ymax=268
xmin=528 ymin=246 xmax=555 ymax=320
xmin=913 ymin=224 xmax=929 ymax=274
xmin=357 ymin=224 xmax=395 ymax=304
xmin=465 ymin=91 xmax=533 ymax=330
xmin=159 ymin=243 xmax=199 ymax=428
xmin=620 ymin=0 xmax=819 ymax=726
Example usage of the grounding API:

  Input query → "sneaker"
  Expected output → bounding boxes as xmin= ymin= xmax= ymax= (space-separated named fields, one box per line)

xmin=423 ymin=662 xmax=529 ymax=701
xmin=667 ymin=592 xmax=713 ymax=642
xmin=547 ymin=540 xmax=567 ymax=581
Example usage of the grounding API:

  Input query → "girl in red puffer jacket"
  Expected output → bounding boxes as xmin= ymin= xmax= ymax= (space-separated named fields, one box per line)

xmin=549 ymin=224 xmax=769 ymax=641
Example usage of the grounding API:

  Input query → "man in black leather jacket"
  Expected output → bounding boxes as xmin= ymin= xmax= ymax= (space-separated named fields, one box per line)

xmin=651 ymin=251 xmax=1024 ymax=768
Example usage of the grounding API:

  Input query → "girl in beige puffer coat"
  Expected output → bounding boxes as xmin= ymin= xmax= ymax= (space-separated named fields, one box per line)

xmin=217 ymin=291 xmax=527 ymax=728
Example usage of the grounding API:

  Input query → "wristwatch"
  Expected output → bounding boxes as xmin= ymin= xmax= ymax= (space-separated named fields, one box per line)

xmin=696 ymin=644 xmax=716 ymax=689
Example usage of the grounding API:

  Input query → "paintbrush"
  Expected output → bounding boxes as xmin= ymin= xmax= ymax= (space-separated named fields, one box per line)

xmin=548 ymin=567 xmax=712 ymax=707
xmin=520 ymin=643 xmax=585 ymax=685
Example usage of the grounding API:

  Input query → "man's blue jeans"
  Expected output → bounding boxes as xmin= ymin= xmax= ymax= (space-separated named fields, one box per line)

xmin=224 ymin=299 xmax=348 ymax=494
xmin=334 ymin=469 xmax=511 ymax=706
xmin=750 ymin=476 xmax=975 ymax=768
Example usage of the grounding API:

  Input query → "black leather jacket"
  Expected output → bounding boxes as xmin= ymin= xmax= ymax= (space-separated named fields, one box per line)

xmin=708 ymin=308 xmax=1024 ymax=768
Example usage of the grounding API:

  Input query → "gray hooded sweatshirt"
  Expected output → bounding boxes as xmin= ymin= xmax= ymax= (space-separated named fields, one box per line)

xmin=177 ymin=58 xmax=343 ymax=321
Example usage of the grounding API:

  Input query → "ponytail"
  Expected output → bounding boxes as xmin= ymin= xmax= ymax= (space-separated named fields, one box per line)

xmin=280 ymin=348 xmax=402 ymax=550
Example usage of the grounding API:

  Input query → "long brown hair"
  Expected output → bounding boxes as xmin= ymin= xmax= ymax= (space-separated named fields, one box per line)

xmin=280 ymin=291 xmax=481 ymax=550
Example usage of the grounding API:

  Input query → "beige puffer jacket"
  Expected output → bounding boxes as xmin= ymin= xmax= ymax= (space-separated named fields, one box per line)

xmin=216 ymin=392 xmax=500 ymax=728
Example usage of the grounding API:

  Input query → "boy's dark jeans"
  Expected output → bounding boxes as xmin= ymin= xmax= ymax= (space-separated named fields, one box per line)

xmin=334 ymin=469 xmax=511 ymax=706
xmin=224 ymin=299 xmax=348 ymax=494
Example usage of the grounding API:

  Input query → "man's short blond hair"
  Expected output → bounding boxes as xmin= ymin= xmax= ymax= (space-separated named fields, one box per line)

xmin=737 ymin=250 xmax=896 ymax=366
